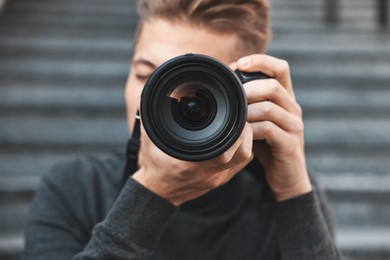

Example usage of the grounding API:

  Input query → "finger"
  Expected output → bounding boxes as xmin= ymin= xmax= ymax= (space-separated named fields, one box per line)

xmin=214 ymin=154 xmax=254 ymax=187
xmin=244 ymin=79 xmax=301 ymax=116
xmin=237 ymin=54 xmax=295 ymax=99
xmin=250 ymin=121 xmax=290 ymax=149
xmin=228 ymin=61 xmax=238 ymax=71
xmin=247 ymin=101 xmax=303 ymax=132
xmin=226 ymin=123 xmax=254 ymax=166
xmin=139 ymin=121 xmax=195 ymax=170
xmin=206 ymin=123 xmax=253 ymax=171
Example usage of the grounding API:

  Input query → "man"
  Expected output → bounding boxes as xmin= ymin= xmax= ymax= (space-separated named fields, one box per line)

xmin=23 ymin=0 xmax=343 ymax=259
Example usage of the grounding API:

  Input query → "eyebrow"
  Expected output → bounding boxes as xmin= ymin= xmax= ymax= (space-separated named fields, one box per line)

xmin=132 ymin=58 xmax=157 ymax=69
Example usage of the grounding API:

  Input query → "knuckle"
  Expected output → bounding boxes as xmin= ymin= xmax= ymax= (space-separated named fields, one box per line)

xmin=278 ymin=59 xmax=290 ymax=74
xmin=265 ymin=79 xmax=281 ymax=99
xmin=235 ymin=147 xmax=251 ymax=165
xmin=262 ymin=121 xmax=273 ymax=135
xmin=209 ymin=177 xmax=223 ymax=189
xmin=291 ymin=118 xmax=304 ymax=133
xmin=261 ymin=101 xmax=273 ymax=116
xmin=218 ymin=131 xmax=246 ymax=164
xmin=241 ymin=146 xmax=253 ymax=162
xmin=217 ymin=151 xmax=234 ymax=165
xmin=297 ymin=120 xmax=304 ymax=132
xmin=268 ymin=79 xmax=280 ymax=92
xmin=295 ymin=103 xmax=303 ymax=117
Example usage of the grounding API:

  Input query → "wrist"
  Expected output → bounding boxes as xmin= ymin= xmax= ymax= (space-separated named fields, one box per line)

xmin=273 ymin=175 xmax=312 ymax=202
xmin=132 ymin=167 xmax=198 ymax=207
xmin=132 ymin=168 xmax=180 ymax=206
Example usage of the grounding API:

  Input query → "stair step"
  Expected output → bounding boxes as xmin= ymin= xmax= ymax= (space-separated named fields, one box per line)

xmin=0 ymin=12 xmax=138 ymax=29
xmin=293 ymin=71 xmax=390 ymax=90
xmin=0 ymin=58 xmax=130 ymax=79
xmin=307 ymin=150 xmax=390 ymax=175
xmin=0 ymin=83 xmax=126 ymax=110
xmin=319 ymin=173 xmax=390 ymax=194
xmin=6 ymin=1 xmax=137 ymax=17
xmin=0 ymin=115 xmax=129 ymax=147
xmin=0 ymin=151 xmax=118 ymax=179
xmin=0 ymin=177 xmax=39 ymax=195
xmin=0 ymin=25 xmax=134 ymax=38
xmin=330 ymin=193 xmax=390 ymax=228
xmin=271 ymin=30 xmax=390 ymax=50
xmin=304 ymin=118 xmax=390 ymax=148
xmin=292 ymin=63 xmax=390 ymax=78
xmin=0 ymin=25 xmax=134 ymax=39
xmin=272 ymin=22 xmax=390 ymax=34
xmin=338 ymin=227 xmax=390 ymax=251
xmin=269 ymin=47 xmax=390 ymax=67
xmin=7 ymin=0 xmax=133 ymax=4
xmin=0 ymin=35 xmax=133 ymax=57
xmin=0 ymin=233 xmax=23 ymax=260
xmin=297 ymin=88 xmax=390 ymax=115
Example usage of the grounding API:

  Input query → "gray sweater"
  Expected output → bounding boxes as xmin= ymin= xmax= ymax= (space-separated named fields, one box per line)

xmin=23 ymin=151 xmax=343 ymax=259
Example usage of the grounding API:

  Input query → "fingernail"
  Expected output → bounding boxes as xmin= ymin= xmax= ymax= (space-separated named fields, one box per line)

xmin=229 ymin=62 xmax=238 ymax=71
xmin=238 ymin=57 xmax=250 ymax=67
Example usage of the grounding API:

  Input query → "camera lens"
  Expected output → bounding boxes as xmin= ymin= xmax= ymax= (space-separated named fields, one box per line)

xmin=171 ymin=83 xmax=217 ymax=130
xmin=140 ymin=54 xmax=247 ymax=161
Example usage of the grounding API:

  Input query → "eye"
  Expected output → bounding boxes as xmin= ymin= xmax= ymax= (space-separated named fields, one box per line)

xmin=135 ymin=74 xmax=150 ymax=82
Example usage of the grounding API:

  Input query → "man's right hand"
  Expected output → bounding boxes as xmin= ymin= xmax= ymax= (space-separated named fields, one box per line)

xmin=132 ymin=122 xmax=254 ymax=206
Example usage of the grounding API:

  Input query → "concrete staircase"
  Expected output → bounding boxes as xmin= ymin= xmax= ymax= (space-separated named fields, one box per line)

xmin=0 ymin=0 xmax=389 ymax=259
xmin=0 ymin=0 xmax=135 ymax=258
xmin=269 ymin=0 xmax=390 ymax=259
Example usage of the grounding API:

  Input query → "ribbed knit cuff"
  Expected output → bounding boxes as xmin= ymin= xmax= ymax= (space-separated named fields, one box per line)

xmin=273 ymin=190 xmax=329 ymax=253
xmin=104 ymin=177 xmax=178 ymax=250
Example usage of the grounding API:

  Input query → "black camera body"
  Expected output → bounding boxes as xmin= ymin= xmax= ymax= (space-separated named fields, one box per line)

xmin=140 ymin=53 xmax=268 ymax=162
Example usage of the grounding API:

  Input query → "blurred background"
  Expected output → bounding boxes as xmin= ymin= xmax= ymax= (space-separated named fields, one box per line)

xmin=0 ymin=0 xmax=389 ymax=259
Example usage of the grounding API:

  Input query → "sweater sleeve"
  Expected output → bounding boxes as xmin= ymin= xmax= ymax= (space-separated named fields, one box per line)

xmin=273 ymin=189 xmax=344 ymax=260
xmin=73 ymin=178 xmax=177 ymax=259
xmin=23 ymin=158 xmax=177 ymax=260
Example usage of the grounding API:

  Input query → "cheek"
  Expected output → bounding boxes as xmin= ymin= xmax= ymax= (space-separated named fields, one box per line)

xmin=125 ymin=74 xmax=143 ymax=112
xmin=125 ymin=74 xmax=144 ymax=133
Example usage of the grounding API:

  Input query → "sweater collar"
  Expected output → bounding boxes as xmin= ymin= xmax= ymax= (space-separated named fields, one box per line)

xmin=179 ymin=160 xmax=268 ymax=216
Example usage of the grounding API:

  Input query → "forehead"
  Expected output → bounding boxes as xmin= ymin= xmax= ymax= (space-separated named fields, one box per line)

xmin=134 ymin=19 xmax=239 ymax=66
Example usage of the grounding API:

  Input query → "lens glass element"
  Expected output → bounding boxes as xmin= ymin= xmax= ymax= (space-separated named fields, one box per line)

xmin=170 ymin=82 xmax=217 ymax=131
xmin=159 ymin=73 xmax=228 ymax=143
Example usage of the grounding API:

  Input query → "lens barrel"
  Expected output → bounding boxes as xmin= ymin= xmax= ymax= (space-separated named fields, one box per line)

xmin=140 ymin=54 xmax=264 ymax=161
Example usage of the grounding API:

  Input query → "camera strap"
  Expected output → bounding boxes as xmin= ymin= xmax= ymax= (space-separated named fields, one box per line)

xmin=123 ymin=113 xmax=141 ymax=183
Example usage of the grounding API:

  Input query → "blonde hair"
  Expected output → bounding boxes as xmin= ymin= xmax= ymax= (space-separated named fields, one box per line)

xmin=136 ymin=0 xmax=271 ymax=57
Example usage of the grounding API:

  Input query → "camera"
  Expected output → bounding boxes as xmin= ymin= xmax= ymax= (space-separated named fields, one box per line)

xmin=140 ymin=53 xmax=268 ymax=161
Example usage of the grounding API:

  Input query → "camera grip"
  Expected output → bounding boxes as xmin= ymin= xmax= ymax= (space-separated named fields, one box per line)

xmin=234 ymin=70 xmax=269 ymax=84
